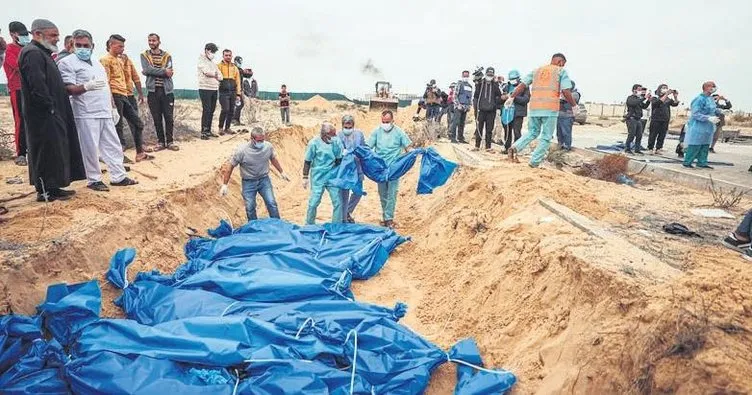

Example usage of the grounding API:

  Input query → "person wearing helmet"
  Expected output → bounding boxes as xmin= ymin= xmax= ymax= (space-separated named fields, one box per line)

xmin=473 ymin=67 xmax=502 ymax=152
xmin=302 ymin=122 xmax=343 ymax=224
xmin=500 ymin=69 xmax=529 ymax=154
xmin=231 ymin=56 xmax=254 ymax=126
xmin=337 ymin=115 xmax=366 ymax=223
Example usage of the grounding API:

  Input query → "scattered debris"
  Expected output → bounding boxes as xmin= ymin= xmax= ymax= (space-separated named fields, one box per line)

xmin=575 ymin=154 xmax=630 ymax=183
xmin=662 ymin=223 xmax=702 ymax=238
xmin=708 ymin=174 xmax=747 ymax=209
xmin=5 ymin=176 xmax=23 ymax=184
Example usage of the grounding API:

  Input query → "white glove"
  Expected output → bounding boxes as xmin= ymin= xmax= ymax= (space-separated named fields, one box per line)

xmin=112 ymin=108 xmax=121 ymax=125
xmin=280 ymin=172 xmax=290 ymax=182
xmin=219 ymin=184 xmax=229 ymax=196
xmin=708 ymin=116 xmax=720 ymax=125
xmin=504 ymin=97 xmax=514 ymax=108
xmin=84 ymin=79 xmax=106 ymax=91
xmin=302 ymin=178 xmax=309 ymax=190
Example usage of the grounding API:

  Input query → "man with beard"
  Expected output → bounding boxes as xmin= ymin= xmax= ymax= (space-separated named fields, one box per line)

xmin=18 ymin=19 xmax=85 ymax=202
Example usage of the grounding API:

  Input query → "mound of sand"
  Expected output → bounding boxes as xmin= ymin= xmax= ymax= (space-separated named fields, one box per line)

xmin=297 ymin=94 xmax=336 ymax=111
xmin=1 ymin=100 xmax=751 ymax=394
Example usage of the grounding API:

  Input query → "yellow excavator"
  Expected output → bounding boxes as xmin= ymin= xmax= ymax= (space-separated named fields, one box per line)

xmin=369 ymin=81 xmax=399 ymax=111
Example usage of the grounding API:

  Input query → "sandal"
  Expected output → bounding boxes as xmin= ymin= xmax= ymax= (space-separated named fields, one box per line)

xmin=143 ymin=146 xmax=163 ymax=153
xmin=135 ymin=153 xmax=155 ymax=162
xmin=111 ymin=177 xmax=139 ymax=186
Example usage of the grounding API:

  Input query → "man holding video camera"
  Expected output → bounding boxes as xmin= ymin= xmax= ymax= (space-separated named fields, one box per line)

xmin=647 ymin=84 xmax=679 ymax=153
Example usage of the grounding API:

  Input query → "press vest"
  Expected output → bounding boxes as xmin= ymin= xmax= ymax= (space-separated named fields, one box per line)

xmin=529 ymin=65 xmax=562 ymax=112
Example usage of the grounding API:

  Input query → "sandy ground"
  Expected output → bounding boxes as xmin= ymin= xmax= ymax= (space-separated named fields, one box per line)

xmin=1 ymin=97 xmax=752 ymax=394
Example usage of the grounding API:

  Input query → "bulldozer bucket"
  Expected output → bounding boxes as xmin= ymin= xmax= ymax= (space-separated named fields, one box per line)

xmin=369 ymin=98 xmax=399 ymax=112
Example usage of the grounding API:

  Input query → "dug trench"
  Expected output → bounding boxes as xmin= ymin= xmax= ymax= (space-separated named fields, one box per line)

xmin=1 ymin=103 xmax=751 ymax=394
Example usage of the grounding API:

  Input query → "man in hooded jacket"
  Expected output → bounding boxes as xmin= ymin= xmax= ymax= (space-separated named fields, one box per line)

xmin=473 ymin=67 xmax=502 ymax=151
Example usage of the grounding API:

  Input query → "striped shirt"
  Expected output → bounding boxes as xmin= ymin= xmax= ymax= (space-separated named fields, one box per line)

xmin=150 ymin=51 xmax=164 ymax=87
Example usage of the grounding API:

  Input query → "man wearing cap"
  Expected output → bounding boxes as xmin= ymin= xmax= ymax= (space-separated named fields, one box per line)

xmin=141 ymin=33 xmax=178 ymax=151
xmin=506 ymin=53 xmax=577 ymax=167
xmin=19 ymin=19 xmax=85 ymax=202
xmin=58 ymin=29 xmax=138 ymax=192
xmin=231 ymin=56 xmax=254 ymax=126
xmin=501 ymin=69 xmax=529 ymax=154
xmin=3 ymin=22 xmax=32 ymax=166
xmin=101 ymin=34 xmax=151 ymax=162
xmin=473 ymin=67 xmax=502 ymax=152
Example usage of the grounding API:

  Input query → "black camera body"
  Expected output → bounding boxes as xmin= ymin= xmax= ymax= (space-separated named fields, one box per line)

xmin=472 ymin=66 xmax=485 ymax=84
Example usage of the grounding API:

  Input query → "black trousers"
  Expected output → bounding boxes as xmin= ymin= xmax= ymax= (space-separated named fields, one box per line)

xmin=475 ymin=110 xmax=496 ymax=149
xmin=449 ymin=108 xmax=467 ymax=141
xmin=625 ymin=118 xmax=644 ymax=152
xmin=218 ymin=91 xmax=236 ymax=130
xmin=114 ymin=93 xmax=144 ymax=153
xmin=647 ymin=119 xmax=669 ymax=150
xmin=232 ymin=95 xmax=244 ymax=122
xmin=199 ymin=89 xmax=217 ymax=135
xmin=504 ymin=116 xmax=524 ymax=150
xmin=147 ymin=88 xmax=175 ymax=146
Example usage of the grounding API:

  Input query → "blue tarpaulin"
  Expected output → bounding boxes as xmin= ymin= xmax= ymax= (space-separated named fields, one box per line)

xmin=329 ymin=146 xmax=457 ymax=196
xmin=1 ymin=219 xmax=515 ymax=394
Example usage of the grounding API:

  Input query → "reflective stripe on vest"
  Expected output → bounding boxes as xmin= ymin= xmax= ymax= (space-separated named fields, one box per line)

xmin=529 ymin=65 xmax=562 ymax=112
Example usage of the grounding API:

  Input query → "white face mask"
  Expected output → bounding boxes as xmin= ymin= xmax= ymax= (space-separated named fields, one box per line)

xmin=381 ymin=122 xmax=394 ymax=132
xmin=485 ymin=76 xmax=493 ymax=82
xmin=206 ymin=51 xmax=215 ymax=60
xmin=342 ymin=128 xmax=353 ymax=136
xmin=462 ymin=77 xmax=469 ymax=83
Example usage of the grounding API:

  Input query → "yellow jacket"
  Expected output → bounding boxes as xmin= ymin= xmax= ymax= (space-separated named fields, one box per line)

xmin=217 ymin=61 xmax=241 ymax=95
xmin=121 ymin=54 xmax=141 ymax=96
xmin=100 ymin=53 xmax=130 ymax=96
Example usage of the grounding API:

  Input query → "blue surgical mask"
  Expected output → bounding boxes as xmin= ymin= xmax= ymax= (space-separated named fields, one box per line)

xmin=18 ymin=35 xmax=31 ymax=46
xmin=342 ymin=128 xmax=353 ymax=136
xmin=75 ymin=47 xmax=92 ymax=61
xmin=252 ymin=141 xmax=264 ymax=149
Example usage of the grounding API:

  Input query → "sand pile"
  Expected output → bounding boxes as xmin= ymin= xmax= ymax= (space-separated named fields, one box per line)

xmin=1 ymin=99 xmax=751 ymax=393
xmin=296 ymin=94 xmax=336 ymax=111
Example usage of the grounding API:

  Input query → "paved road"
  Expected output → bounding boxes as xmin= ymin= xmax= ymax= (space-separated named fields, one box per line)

xmin=571 ymin=124 xmax=752 ymax=187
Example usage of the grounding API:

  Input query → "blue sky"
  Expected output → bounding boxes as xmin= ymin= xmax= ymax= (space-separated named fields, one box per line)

xmin=4 ymin=0 xmax=751 ymax=109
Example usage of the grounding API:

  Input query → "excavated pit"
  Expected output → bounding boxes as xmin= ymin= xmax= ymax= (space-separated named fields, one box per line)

xmin=1 ymin=100 xmax=751 ymax=394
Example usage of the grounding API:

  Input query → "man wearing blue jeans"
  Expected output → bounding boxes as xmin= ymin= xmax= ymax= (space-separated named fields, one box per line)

xmin=723 ymin=209 xmax=752 ymax=261
xmin=220 ymin=127 xmax=290 ymax=221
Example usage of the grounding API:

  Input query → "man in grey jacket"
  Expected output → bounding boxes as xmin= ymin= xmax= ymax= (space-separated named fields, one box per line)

xmin=141 ymin=33 xmax=178 ymax=150
xmin=501 ymin=69 xmax=530 ymax=154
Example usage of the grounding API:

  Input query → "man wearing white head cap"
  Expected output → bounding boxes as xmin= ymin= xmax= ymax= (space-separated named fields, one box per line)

xmin=18 ymin=19 xmax=85 ymax=202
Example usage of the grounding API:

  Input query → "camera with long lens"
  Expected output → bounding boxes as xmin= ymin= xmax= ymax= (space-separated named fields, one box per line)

xmin=472 ymin=66 xmax=484 ymax=83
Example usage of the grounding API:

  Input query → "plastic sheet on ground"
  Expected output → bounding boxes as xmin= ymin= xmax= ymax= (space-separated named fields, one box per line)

xmin=3 ymin=219 xmax=515 ymax=394
xmin=329 ymin=146 xmax=457 ymax=196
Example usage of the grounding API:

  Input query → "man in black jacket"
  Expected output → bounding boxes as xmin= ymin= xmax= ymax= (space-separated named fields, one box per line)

xmin=647 ymin=84 xmax=679 ymax=153
xmin=624 ymin=84 xmax=651 ymax=155
xmin=473 ymin=67 xmax=502 ymax=151
xmin=232 ymin=56 xmax=254 ymax=126
xmin=710 ymin=93 xmax=732 ymax=153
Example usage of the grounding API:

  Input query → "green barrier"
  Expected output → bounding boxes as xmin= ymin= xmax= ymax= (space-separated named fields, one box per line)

xmin=0 ymin=84 xmax=414 ymax=107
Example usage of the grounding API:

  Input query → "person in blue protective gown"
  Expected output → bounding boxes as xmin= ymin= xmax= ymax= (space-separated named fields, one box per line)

xmin=367 ymin=109 xmax=412 ymax=229
xmin=337 ymin=114 xmax=367 ymax=223
xmin=683 ymin=81 xmax=722 ymax=169
xmin=302 ymin=122 xmax=343 ymax=224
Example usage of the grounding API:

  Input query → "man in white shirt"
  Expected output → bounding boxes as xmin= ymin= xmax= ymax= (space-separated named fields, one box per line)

xmin=58 ymin=29 xmax=138 ymax=191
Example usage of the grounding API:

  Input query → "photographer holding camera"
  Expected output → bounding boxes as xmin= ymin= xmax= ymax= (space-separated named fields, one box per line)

xmin=624 ymin=84 xmax=651 ymax=155
xmin=647 ymin=84 xmax=679 ymax=153
xmin=710 ymin=93 xmax=732 ymax=153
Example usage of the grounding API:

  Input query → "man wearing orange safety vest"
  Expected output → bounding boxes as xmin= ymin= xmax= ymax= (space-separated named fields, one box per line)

xmin=506 ymin=53 xmax=577 ymax=167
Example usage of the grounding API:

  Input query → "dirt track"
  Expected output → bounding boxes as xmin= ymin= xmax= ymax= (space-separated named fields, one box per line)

xmin=1 ymin=97 xmax=751 ymax=394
